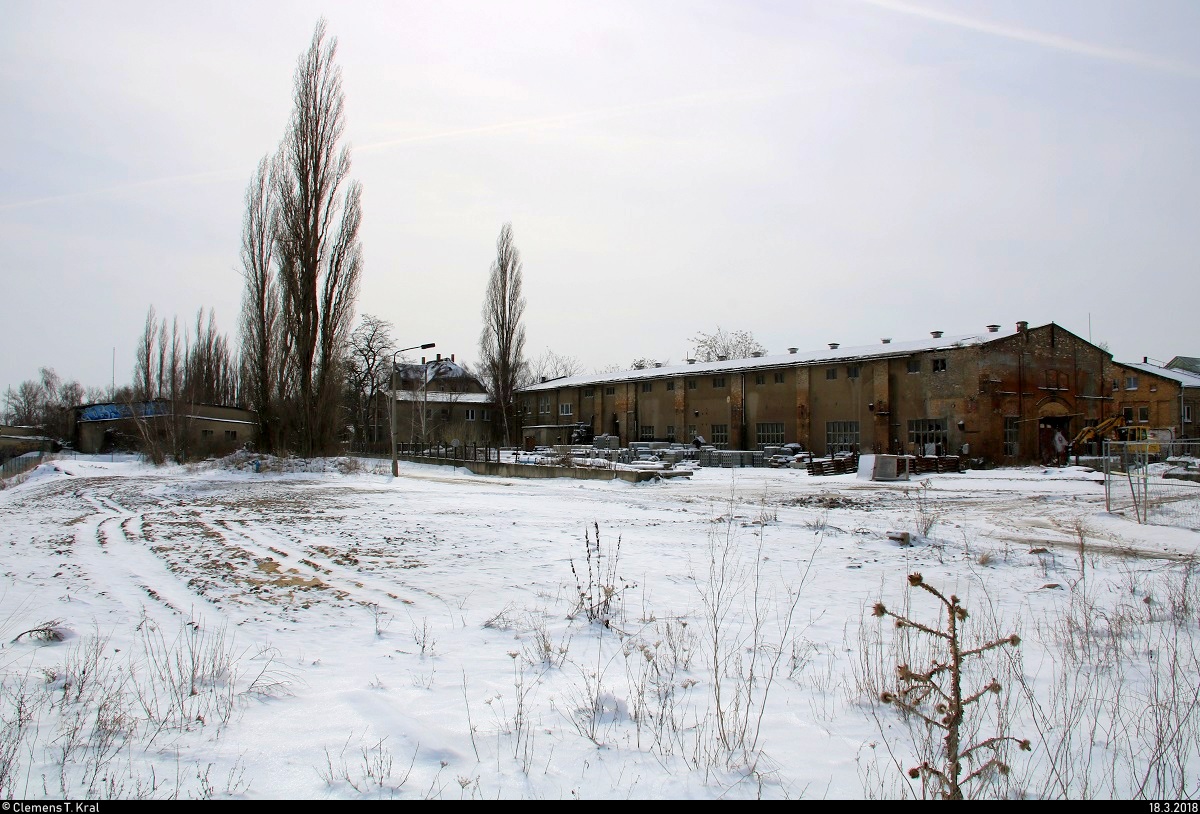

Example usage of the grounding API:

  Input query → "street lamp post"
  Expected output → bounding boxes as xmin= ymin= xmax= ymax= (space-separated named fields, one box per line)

xmin=392 ymin=342 xmax=436 ymax=477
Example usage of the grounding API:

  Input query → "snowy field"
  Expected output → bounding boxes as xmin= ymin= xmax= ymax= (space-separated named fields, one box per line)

xmin=2 ymin=455 xmax=1199 ymax=799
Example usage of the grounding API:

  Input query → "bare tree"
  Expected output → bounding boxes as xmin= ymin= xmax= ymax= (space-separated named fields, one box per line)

xmin=134 ymin=306 xmax=160 ymax=401
xmin=186 ymin=308 xmax=238 ymax=405
xmin=3 ymin=380 xmax=44 ymax=426
xmin=273 ymin=18 xmax=363 ymax=456
xmin=689 ymin=326 xmax=766 ymax=362
xmin=2 ymin=368 xmax=84 ymax=441
xmin=478 ymin=223 xmax=528 ymax=446
xmin=238 ymin=154 xmax=281 ymax=452
xmin=524 ymin=348 xmax=584 ymax=386
xmin=345 ymin=314 xmax=395 ymax=446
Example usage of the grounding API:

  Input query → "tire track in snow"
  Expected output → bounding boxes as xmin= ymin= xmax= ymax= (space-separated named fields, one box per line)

xmin=73 ymin=486 xmax=221 ymax=618
xmin=211 ymin=517 xmax=438 ymax=611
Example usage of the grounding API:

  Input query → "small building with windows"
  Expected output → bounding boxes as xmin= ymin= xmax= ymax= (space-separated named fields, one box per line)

xmin=1111 ymin=360 xmax=1199 ymax=440
xmin=389 ymin=354 xmax=497 ymax=446
xmin=518 ymin=321 xmax=1155 ymax=465
xmin=70 ymin=400 xmax=258 ymax=455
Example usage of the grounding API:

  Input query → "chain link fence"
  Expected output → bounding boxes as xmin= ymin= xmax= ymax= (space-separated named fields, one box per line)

xmin=1104 ymin=439 xmax=1200 ymax=530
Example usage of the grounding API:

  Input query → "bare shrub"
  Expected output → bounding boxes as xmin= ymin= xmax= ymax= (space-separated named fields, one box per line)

xmin=569 ymin=523 xmax=635 ymax=628
xmin=906 ymin=479 xmax=942 ymax=538
xmin=873 ymin=573 xmax=1028 ymax=799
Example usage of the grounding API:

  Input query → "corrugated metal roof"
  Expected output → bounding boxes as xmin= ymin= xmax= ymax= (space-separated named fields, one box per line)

xmin=520 ymin=327 xmax=1022 ymax=392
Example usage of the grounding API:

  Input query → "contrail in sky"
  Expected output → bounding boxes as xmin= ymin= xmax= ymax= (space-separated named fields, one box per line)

xmin=0 ymin=86 xmax=799 ymax=211
xmin=853 ymin=0 xmax=1200 ymax=79
xmin=0 ymin=168 xmax=241 ymax=213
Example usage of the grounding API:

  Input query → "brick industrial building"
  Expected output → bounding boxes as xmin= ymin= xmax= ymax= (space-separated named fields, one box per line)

xmin=519 ymin=321 xmax=1195 ymax=465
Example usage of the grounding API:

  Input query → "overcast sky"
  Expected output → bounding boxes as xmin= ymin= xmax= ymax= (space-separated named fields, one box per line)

xmin=2 ymin=0 xmax=1198 ymax=395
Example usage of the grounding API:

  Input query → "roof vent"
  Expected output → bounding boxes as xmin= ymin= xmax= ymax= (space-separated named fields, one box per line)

xmin=1017 ymin=320 xmax=1028 ymax=332
xmin=828 ymin=343 xmax=840 ymax=350
xmin=716 ymin=355 xmax=728 ymax=361
xmin=986 ymin=324 xmax=1000 ymax=333
xmin=687 ymin=358 xmax=696 ymax=365
xmin=751 ymin=351 xmax=764 ymax=358
xmin=653 ymin=362 xmax=663 ymax=368
xmin=540 ymin=376 xmax=547 ymax=384
xmin=788 ymin=347 xmax=798 ymax=354
xmin=931 ymin=331 xmax=943 ymax=339
xmin=881 ymin=338 xmax=892 ymax=344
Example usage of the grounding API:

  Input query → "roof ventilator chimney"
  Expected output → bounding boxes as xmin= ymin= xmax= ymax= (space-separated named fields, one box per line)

xmin=1017 ymin=321 xmax=1029 ymax=332
xmin=931 ymin=331 xmax=943 ymax=339
xmin=881 ymin=338 xmax=892 ymax=344
xmin=986 ymin=324 xmax=1000 ymax=333
xmin=751 ymin=351 xmax=764 ymax=357
xmin=828 ymin=343 xmax=840 ymax=350
xmin=654 ymin=362 xmax=662 ymax=368
xmin=687 ymin=358 xmax=696 ymax=364
xmin=788 ymin=347 xmax=798 ymax=354
xmin=716 ymin=355 xmax=728 ymax=362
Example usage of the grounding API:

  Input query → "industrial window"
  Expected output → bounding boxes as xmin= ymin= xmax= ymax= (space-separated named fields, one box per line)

xmin=583 ymin=388 xmax=594 ymax=398
xmin=605 ymin=386 xmax=615 ymax=396
xmin=908 ymin=418 xmax=948 ymax=453
xmin=825 ymin=421 xmax=859 ymax=453
xmin=687 ymin=424 xmax=696 ymax=440
xmin=225 ymin=430 xmax=237 ymax=441
xmin=847 ymin=365 xmax=860 ymax=379
xmin=907 ymin=359 xmax=921 ymax=374
xmin=1138 ymin=406 xmax=1149 ymax=423
xmin=642 ymin=382 xmax=653 ymax=393
xmin=1122 ymin=407 xmax=1134 ymax=423
xmin=201 ymin=429 xmax=214 ymax=439
xmin=712 ymin=377 xmax=726 ymax=388
xmin=1003 ymin=416 xmax=1019 ymax=457
xmin=482 ymin=409 xmax=491 ymax=422
xmin=666 ymin=425 xmax=675 ymax=439
xmin=666 ymin=381 xmax=675 ymax=391
xmin=932 ymin=358 xmax=948 ymax=373
xmin=560 ymin=403 xmax=573 ymax=416
xmin=687 ymin=380 xmax=697 ymax=390
xmin=1185 ymin=405 xmax=1193 ymax=423
xmin=639 ymin=425 xmax=655 ymax=441
xmin=1125 ymin=376 xmax=1139 ymax=390
xmin=825 ymin=368 xmax=837 ymax=380
xmin=755 ymin=374 xmax=766 ymax=385
xmin=756 ymin=422 xmax=785 ymax=447
xmin=538 ymin=395 xmax=550 ymax=415
xmin=1045 ymin=370 xmax=1068 ymax=389
xmin=774 ymin=371 xmax=785 ymax=384
xmin=465 ymin=409 xmax=476 ymax=421
xmin=711 ymin=424 xmax=729 ymax=448
xmin=440 ymin=409 xmax=450 ymax=421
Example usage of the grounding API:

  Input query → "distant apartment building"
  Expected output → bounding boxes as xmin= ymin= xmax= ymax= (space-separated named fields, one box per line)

xmin=390 ymin=354 xmax=496 ymax=446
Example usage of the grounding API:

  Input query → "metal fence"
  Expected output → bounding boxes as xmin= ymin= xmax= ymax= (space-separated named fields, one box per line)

xmin=0 ymin=450 xmax=50 ymax=483
xmin=1104 ymin=439 xmax=1200 ymax=530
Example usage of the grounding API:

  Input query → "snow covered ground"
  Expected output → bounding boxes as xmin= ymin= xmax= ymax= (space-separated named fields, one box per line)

xmin=2 ymin=454 xmax=1199 ymax=799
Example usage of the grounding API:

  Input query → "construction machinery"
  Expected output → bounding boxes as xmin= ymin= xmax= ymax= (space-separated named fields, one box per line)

xmin=1071 ymin=415 xmax=1124 ymax=464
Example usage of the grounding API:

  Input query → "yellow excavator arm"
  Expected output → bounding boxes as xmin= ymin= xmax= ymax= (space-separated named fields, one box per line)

xmin=1071 ymin=414 xmax=1125 ymax=447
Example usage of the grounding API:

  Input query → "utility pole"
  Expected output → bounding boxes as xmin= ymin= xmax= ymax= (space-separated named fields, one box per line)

xmin=392 ymin=342 xmax=435 ymax=477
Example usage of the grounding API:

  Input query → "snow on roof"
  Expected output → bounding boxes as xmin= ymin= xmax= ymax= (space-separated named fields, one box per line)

xmin=1118 ymin=361 xmax=1200 ymax=388
xmin=394 ymin=359 xmax=478 ymax=382
xmin=521 ymin=326 xmax=1023 ymax=391
xmin=392 ymin=391 xmax=492 ymax=404
xmin=1168 ymin=356 xmax=1200 ymax=375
